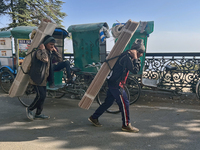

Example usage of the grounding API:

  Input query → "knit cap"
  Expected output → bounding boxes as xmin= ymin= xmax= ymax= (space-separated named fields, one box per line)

xmin=43 ymin=35 xmax=56 ymax=45
xmin=131 ymin=39 xmax=145 ymax=53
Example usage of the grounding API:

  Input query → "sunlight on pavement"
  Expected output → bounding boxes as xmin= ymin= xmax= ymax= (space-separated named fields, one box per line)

xmin=144 ymin=132 xmax=165 ymax=137
xmin=0 ymin=122 xmax=28 ymax=131
xmin=160 ymin=143 xmax=181 ymax=149
xmin=175 ymin=120 xmax=200 ymax=132
xmin=187 ymin=127 xmax=200 ymax=132
xmin=110 ymin=142 xmax=124 ymax=146
xmin=178 ymin=139 xmax=191 ymax=143
xmin=37 ymin=137 xmax=67 ymax=146
xmin=28 ymin=125 xmax=50 ymax=129
xmin=171 ymin=130 xmax=189 ymax=137
xmin=0 ymin=120 xmax=68 ymax=131
xmin=0 ymin=93 xmax=9 ymax=97
xmin=112 ymin=132 xmax=164 ymax=137
xmin=135 ymin=105 xmax=200 ymax=113
xmin=150 ymin=125 xmax=169 ymax=130
xmin=68 ymin=128 xmax=87 ymax=132
xmin=31 ymin=138 xmax=67 ymax=149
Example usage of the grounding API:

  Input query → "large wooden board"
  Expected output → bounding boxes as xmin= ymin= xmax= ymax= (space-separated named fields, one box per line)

xmin=78 ymin=19 xmax=139 ymax=109
xmin=9 ymin=20 xmax=57 ymax=97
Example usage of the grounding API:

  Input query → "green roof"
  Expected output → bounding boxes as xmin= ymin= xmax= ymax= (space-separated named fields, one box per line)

xmin=11 ymin=26 xmax=37 ymax=39
xmin=68 ymin=22 xmax=109 ymax=32
xmin=0 ymin=31 xmax=12 ymax=38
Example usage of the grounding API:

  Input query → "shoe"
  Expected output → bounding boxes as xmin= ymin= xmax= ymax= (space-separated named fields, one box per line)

xmin=35 ymin=114 xmax=50 ymax=120
xmin=26 ymin=107 xmax=34 ymax=121
xmin=122 ymin=123 xmax=139 ymax=132
xmin=49 ymin=84 xmax=55 ymax=88
xmin=88 ymin=116 xmax=102 ymax=127
xmin=67 ymin=78 xmax=73 ymax=84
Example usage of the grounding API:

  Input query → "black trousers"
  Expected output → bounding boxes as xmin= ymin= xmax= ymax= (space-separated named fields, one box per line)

xmin=92 ymin=87 xmax=130 ymax=126
xmin=48 ymin=61 xmax=71 ymax=86
xmin=54 ymin=61 xmax=71 ymax=78
xmin=28 ymin=85 xmax=46 ymax=115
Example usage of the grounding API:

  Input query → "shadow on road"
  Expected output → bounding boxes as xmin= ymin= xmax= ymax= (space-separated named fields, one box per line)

xmin=0 ymin=89 xmax=200 ymax=150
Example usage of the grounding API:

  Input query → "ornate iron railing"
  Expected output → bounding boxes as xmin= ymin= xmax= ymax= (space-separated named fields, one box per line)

xmin=144 ymin=53 xmax=200 ymax=93
xmin=65 ymin=53 xmax=200 ymax=93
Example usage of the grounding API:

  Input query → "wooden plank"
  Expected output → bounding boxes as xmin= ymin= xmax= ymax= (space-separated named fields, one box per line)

xmin=9 ymin=20 xmax=57 ymax=97
xmin=78 ymin=19 xmax=139 ymax=109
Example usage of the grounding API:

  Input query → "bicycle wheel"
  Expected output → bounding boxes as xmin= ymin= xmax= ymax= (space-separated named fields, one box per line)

xmin=18 ymin=84 xmax=36 ymax=107
xmin=74 ymin=74 xmax=90 ymax=99
xmin=0 ymin=70 xmax=15 ymax=93
xmin=97 ymin=82 xmax=130 ymax=114
xmin=196 ymin=80 xmax=200 ymax=99
xmin=46 ymin=89 xmax=66 ymax=98
xmin=126 ymin=77 xmax=141 ymax=104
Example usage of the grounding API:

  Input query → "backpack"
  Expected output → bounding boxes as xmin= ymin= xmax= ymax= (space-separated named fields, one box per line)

xmin=29 ymin=51 xmax=47 ymax=85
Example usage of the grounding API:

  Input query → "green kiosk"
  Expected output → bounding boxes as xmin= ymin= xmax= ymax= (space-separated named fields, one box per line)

xmin=68 ymin=21 xmax=153 ymax=74
xmin=68 ymin=22 xmax=109 ymax=73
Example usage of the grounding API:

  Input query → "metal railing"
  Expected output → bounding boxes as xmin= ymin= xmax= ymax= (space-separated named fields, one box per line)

xmin=65 ymin=53 xmax=200 ymax=93
xmin=144 ymin=53 xmax=200 ymax=92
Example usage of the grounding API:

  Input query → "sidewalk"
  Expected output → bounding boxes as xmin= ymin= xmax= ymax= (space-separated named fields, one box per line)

xmin=0 ymin=89 xmax=200 ymax=150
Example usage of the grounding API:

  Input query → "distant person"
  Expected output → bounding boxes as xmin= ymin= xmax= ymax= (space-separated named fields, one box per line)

xmin=88 ymin=39 xmax=145 ymax=132
xmin=26 ymin=35 xmax=62 ymax=120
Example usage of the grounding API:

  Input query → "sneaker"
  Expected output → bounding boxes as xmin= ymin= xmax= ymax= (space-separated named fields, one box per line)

xmin=49 ymin=84 xmax=55 ymax=88
xmin=88 ymin=116 xmax=102 ymax=127
xmin=122 ymin=123 xmax=139 ymax=132
xmin=35 ymin=114 xmax=50 ymax=120
xmin=67 ymin=78 xmax=73 ymax=84
xmin=26 ymin=107 xmax=34 ymax=121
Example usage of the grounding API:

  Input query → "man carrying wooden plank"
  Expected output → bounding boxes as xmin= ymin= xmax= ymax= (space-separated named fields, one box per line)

xmin=79 ymin=20 xmax=139 ymax=109
xmin=9 ymin=20 xmax=57 ymax=98
xmin=88 ymin=39 xmax=145 ymax=132
xmin=26 ymin=35 xmax=62 ymax=120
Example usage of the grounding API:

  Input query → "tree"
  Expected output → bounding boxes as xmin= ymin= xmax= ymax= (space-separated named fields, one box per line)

xmin=0 ymin=0 xmax=67 ymax=31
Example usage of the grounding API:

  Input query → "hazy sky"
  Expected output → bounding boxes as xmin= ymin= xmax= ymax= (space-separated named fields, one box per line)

xmin=1 ymin=0 xmax=200 ymax=53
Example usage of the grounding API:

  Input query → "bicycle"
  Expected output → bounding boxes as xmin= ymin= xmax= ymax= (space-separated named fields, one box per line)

xmin=18 ymin=67 xmax=92 ymax=107
xmin=195 ymin=69 xmax=200 ymax=99
xmin=18 ymin=61 xmax=142 ymax=114
xmin=0 ymin=68 xmax=15 ymax=93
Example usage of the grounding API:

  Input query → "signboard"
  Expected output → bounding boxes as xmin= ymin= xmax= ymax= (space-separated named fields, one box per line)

xmin=0 ymin=38 xmax=12 ymax=49
xmin=1 ymin=51 xmax=6 ymax=56
xmin=0 ymin=40 xmax=5 ymax=45
xmin=0 ymin=37 xmax=13 ymax=68
xmin=17 ymin=39 xmax=31 ymax=65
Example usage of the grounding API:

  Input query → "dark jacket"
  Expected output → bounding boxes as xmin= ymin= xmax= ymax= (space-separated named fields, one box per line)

xmin=107 ymin=51 xmax=140 ymax=88
xmin=29 ymin=49 xmax=62 ymax=86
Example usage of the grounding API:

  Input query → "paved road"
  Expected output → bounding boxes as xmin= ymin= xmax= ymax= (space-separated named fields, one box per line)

xmin=0 ymin=89 xmax=200 ymax=150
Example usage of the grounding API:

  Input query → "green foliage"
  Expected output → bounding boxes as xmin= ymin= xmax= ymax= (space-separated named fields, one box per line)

xmin=19 ymin=51 xmax=26 ymax=57
xmin=0 ymin=0 xmax=67 ymax=31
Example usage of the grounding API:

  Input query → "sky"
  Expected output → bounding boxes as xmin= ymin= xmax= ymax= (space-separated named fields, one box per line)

xmin=1 ymin=0 xmax=200 ymax=53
